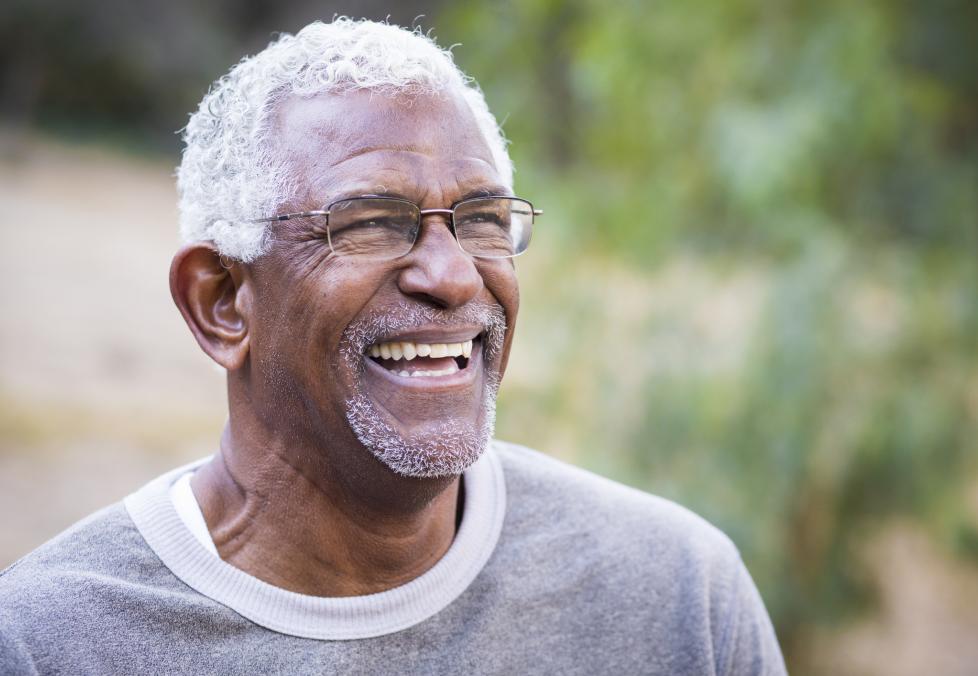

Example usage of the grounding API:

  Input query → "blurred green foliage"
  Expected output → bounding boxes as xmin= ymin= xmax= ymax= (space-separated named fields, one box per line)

xmin=440 ymin=0 xmax=978 ymax=658
xmin=2 ymin=0 xmax=976 ymax=669
xmin=445 ymin=0 xmax=977 ymax=257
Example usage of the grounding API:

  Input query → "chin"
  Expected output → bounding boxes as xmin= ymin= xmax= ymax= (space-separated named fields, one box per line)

xmin=344 ymin=389 xmax=498 ymax=479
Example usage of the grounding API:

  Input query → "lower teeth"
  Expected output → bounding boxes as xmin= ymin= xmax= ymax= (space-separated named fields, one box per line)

xmin=395 ymin=366 xmax=457 ymax=378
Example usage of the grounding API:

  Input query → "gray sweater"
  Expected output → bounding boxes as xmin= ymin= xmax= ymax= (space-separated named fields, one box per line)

xmin=0 ymin=442 xmax=786 ymax=675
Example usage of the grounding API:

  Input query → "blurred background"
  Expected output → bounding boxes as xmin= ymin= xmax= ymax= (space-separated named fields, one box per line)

xmin=1 ymin=0 xmax=975 ymax=673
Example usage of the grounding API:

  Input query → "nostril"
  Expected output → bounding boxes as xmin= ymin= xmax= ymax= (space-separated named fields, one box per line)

xmin=412 ymin=292 xmax=451 ymax=310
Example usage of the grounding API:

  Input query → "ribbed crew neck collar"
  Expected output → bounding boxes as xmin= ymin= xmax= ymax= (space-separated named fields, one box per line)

xmin=124 ymin=446 xmax=507 ymax=640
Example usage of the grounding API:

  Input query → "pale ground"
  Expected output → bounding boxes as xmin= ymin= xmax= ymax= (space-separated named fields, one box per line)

xmin=1 ymin=137 xmax=977 ymax=674
xmin=0 ymin=136 xmax=226 ymax=563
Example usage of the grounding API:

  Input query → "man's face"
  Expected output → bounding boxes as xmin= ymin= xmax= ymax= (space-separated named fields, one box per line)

xmin=242 ymin=90 xmax=519 ymax=478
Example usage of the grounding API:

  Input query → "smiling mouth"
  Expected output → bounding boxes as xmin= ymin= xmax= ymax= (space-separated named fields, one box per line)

xmin=364 ymin=337 xmax=478 ymax=378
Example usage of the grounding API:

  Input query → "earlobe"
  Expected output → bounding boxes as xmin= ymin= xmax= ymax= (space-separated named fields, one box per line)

xmin=170 ymin=244 xmax=251 ymax=370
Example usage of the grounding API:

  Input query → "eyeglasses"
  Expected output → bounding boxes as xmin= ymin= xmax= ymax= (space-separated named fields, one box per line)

xmin=252 ymin=195 xmax=541 ymax=260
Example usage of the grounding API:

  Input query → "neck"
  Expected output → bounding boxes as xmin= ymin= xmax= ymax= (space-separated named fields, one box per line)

xmin=191 ymin=423 xmax=463 ymax=597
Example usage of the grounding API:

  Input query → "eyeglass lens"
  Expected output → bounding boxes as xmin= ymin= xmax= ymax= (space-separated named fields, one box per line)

xmin=325 ymin=197 xmax=533 ymax=260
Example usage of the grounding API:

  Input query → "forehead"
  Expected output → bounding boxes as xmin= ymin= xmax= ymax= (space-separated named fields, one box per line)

xmin=273 ymin=90 xmax=505 ymax=204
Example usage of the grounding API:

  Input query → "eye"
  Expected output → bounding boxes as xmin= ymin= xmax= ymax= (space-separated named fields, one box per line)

xmin=457 ymin=210 xmax=509 ymax=228
xmin=319 ymin=198 xmax=421 ymax=258
xmin=452 ymin=197 xmax=532 ymax=258
xmin=333 ymin=216 xmax=406 ymax=233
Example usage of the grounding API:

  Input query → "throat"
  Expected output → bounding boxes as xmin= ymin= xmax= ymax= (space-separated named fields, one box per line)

xmin=198 ymin=444 xmax=464 ymax=597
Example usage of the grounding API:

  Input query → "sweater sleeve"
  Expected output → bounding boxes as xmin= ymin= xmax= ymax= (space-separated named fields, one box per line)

xmin=716 ymin=558 xmax=788 ymax=676
xmin=0 ymin=628 xmax=39 ymax=676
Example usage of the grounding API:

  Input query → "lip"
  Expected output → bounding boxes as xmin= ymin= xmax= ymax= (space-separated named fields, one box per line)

xmin=363 ymin=338 xmax=483 ymax=391
xmin=363 ymin=324 xmax=484 ymax=348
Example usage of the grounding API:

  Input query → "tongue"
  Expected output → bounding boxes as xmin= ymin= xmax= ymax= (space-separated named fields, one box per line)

xmin=376 ymin=355 xmax=458 ymax=375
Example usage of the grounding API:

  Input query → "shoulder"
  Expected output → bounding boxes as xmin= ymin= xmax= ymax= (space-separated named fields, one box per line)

xmin=0 ymin=502 xmax=175 ymax=632
xmin=0 ymin=497 xmax=238 ymax=670
xmin=0 ymin=504 xmax=137 ymax=666
xmin=493 ymin=439 xmax=740 ymax=571
xmin=1 ymin=502 xmax=147 ymax=581
xmin=489 ymin=441 xmax=786 ymax=673
xmin=1 ymin=502 xmax=140 ymax=588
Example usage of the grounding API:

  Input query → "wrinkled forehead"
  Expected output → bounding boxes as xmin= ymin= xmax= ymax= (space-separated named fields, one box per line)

xmin=271 ymin=90 xmax=504 ymax=204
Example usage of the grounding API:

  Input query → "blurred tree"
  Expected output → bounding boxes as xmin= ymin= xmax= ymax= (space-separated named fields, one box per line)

xmin=440 ymin=0 xmax=978 ymax=664
xmin=442 ymin=0 xmax=977 ymax=255
xmin=0 ymin=0 xmax=445 ymax=151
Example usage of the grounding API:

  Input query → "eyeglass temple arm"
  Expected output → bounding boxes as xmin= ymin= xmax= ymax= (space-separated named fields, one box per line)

xmin=249 ymin=210 xmax=329 ymax=224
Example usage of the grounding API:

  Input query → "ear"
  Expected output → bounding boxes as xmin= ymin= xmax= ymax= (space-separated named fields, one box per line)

xmin=169 ymin=243 xmax=252 ymax=371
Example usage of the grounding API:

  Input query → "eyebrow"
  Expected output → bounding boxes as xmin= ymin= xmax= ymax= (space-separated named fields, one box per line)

xmin=459 ymin=186 xmax=513 ymax=200
xmin=335 ymin=185 xmax=514 ymax=204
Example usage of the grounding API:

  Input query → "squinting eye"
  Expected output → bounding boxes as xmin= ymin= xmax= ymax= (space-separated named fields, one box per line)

xmin=334 ymin=216 xmax=406 ymax=232
xmin=459 ymin=212 xmax=508 ymax=226
xmin=357 ymin=217 xmax=399 ymax=228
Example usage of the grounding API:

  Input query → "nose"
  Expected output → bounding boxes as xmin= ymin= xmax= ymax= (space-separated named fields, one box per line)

xmin=396 ymin=215 xmax=483 ymax=309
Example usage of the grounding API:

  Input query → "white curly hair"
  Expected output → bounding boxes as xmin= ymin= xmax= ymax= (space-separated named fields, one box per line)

xmin=176 ymin=18 xmax=513 ymax=262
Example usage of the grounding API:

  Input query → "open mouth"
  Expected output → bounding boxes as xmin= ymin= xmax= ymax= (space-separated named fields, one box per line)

xmin=364 ymin=337 xmax=478 ymax=378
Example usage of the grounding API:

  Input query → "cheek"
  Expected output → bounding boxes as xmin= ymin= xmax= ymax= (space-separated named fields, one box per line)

xmin=479 ymin=262 xmax=520 ymax=319
xmin=251 ymin=258 xmax=393 ymax=364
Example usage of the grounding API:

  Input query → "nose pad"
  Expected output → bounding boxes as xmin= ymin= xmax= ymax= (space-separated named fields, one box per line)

xmin=396 ymin=217 xmax=482 ymax=309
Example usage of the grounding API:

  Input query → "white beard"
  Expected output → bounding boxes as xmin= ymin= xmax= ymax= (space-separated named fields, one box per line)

xmin=340 ymin=302 xmax=506 ymax=478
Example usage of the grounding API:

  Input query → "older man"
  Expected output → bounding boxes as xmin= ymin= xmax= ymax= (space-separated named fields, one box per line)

xmin=0 ymin=19 xmax=785 ymax=675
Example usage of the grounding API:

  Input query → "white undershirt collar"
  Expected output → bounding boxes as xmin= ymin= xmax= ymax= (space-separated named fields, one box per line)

xmin=169 ymin=472 xmax=219 ymax=556
xmin=125 ymin=446 xmax=506 ymax=640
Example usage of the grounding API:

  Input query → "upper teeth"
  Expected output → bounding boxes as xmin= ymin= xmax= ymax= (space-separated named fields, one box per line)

xmin=367 ymin=339 xmax=473 ymax=360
